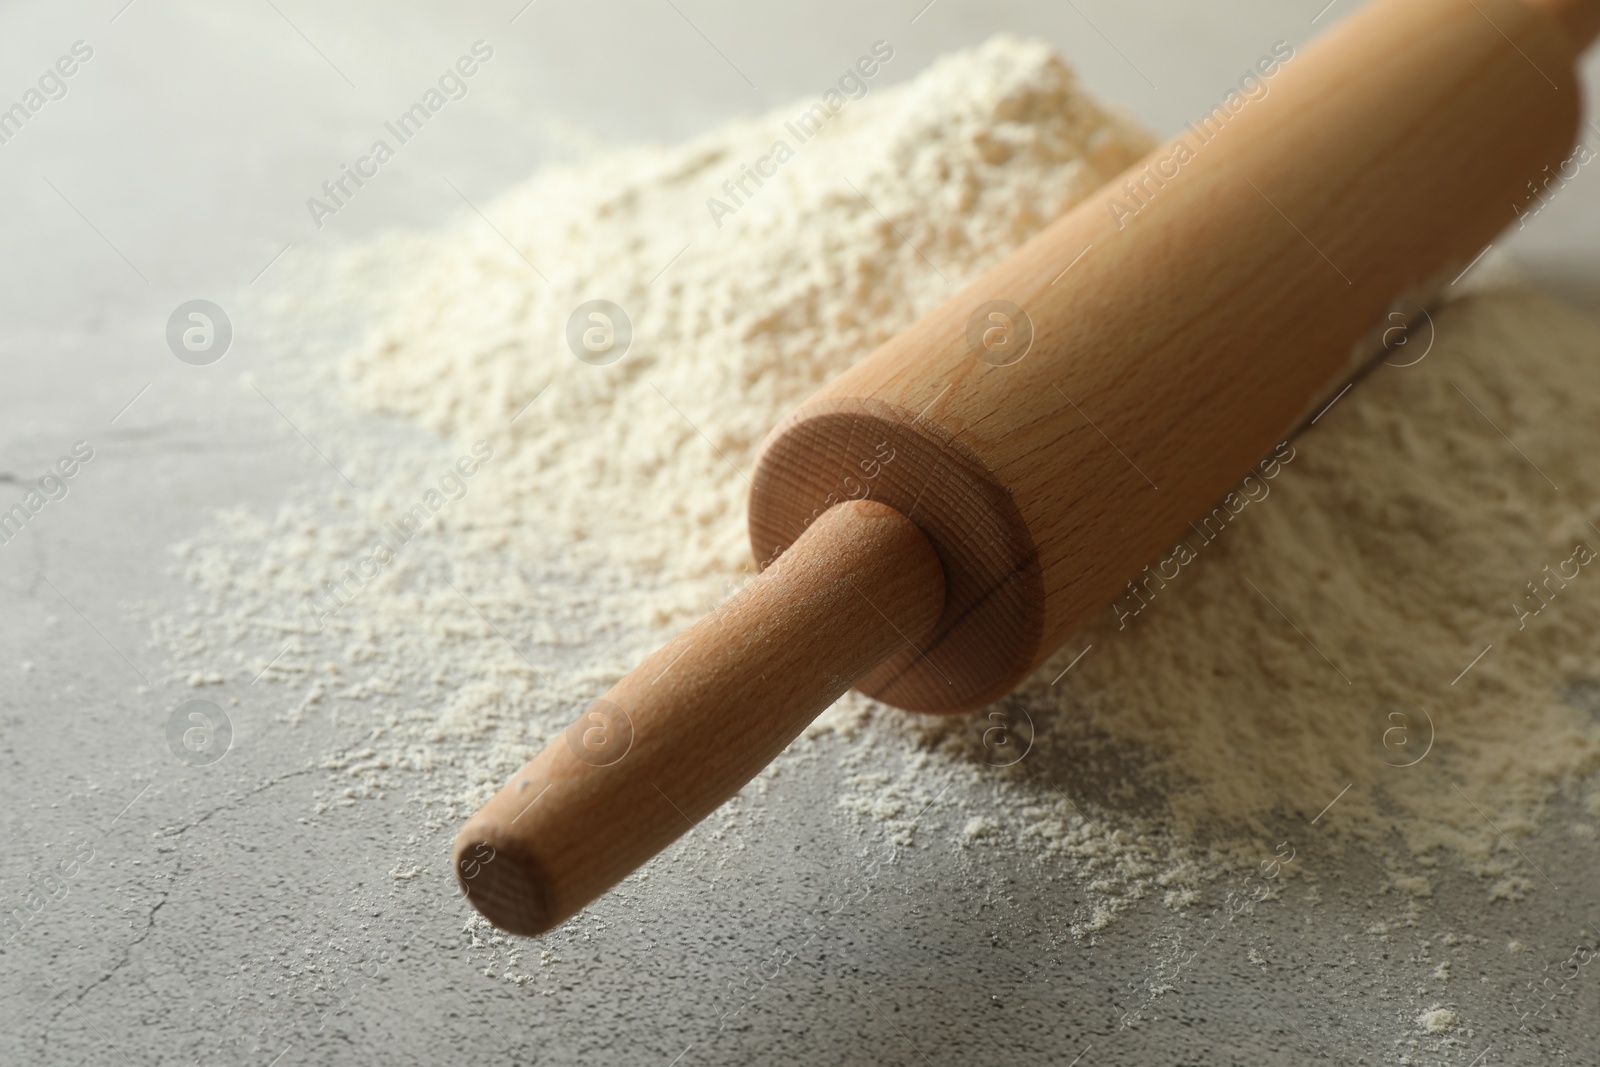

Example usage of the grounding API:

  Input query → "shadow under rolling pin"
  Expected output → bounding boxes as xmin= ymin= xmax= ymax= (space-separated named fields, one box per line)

xmin=456 ymin=0 xmax=1600 ymax=935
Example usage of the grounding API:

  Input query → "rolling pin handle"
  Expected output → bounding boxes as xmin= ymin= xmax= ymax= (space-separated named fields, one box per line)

xmin=453 ymin=499 xmax=945 ymax=935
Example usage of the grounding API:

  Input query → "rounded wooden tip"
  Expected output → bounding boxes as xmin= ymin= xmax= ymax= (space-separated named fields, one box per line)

xmin=453 ymin=823 xmax=555 ymax=936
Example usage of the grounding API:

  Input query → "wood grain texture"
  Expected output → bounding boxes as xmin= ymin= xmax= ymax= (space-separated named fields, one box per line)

xmin=750 ymin=402 xmax=1042 ymax=712
xmin=751 ymin=0 xmax=1586 ymax=713
xmin=1530 ymin=0 xmax=1600 ymax=45
xmin=453 ymin=500 xmax=944 ymax=935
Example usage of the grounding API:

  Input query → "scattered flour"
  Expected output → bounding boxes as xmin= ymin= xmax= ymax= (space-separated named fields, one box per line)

xmin=1417 ymin=1006 xmax=1459 ymax=1034
xmin=151 ymin=35 xmax=1600 ymax=949
xmin=961 ymin=815 xmax=1002 ymax=843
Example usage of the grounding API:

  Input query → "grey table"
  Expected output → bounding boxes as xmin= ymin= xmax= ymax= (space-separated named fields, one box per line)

xmin=4 ymin=2 xmax=1599 ymax=1064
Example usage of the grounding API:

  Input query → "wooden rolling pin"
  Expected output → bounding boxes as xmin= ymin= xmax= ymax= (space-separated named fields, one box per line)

xmin=456 ymin=0 xmax=1599 ymax=935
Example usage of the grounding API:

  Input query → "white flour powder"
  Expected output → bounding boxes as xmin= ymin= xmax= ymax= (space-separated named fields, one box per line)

xmin=154 ymin=35 xmax=1600 ymax=947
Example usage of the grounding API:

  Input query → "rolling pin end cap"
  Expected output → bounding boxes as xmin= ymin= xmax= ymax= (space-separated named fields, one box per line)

xmin=453 ymin=826 xmax=555 ymax=937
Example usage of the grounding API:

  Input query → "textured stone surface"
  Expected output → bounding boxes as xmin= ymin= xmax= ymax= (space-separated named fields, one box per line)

xmin=3 ymin=2 xmax=1599 ymax=1064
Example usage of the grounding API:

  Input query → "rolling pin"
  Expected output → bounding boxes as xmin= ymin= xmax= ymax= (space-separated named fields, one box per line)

xmin=456 ymin=0 xmax=1599 ymax=935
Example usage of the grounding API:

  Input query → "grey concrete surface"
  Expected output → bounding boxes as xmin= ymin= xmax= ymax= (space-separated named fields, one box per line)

xmin=3 ymin=1 xmax=1600 ymax=1064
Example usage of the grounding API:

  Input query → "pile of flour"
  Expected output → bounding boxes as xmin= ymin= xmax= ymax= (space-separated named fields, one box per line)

xmin=153 ymin=35 xmax=1600 ymax=940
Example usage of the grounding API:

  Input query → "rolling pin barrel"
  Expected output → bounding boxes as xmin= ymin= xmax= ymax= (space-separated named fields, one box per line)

xmin=751 ymin=0 xmax=1587 ymax=713
xmin=457 ymin=0 xmax=1598 ymax=933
